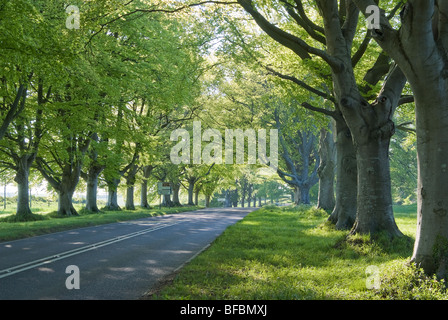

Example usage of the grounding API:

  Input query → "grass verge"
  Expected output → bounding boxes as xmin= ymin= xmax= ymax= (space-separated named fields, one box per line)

xmin=150 ymin=204 xmax=448 ymax=300
xmin=0 ymin=206 xmax=203 ymax=242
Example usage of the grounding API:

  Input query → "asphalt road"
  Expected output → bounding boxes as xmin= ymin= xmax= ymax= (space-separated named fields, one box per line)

xmin=0 ymin=207 xmax=256 ymax=300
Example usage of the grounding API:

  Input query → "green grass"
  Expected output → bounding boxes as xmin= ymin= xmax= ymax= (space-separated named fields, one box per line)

xmin=153 ymin=204 xmax=448 ymax=300
xmin=0 ymin=205 xmax=203 ymax=242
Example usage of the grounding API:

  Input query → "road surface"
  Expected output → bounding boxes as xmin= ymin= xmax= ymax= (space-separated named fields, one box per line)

xmin=0 ymin=207 xmax=256 ymax=300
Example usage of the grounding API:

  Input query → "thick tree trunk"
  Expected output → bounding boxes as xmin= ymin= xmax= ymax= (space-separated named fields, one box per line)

xmin=188 ymin=180 xmax=195 ymax=206
xmin=299 ymin=185 xmax=311 ymax=205
xmin=14 ymin=158 xmax=33 ymax=220
xmin=57 ymin=167 xmax=81 ymax=216
xmin=140 ymin=165 xmax=153 ymax=208
xmin=205 ymin=194 xmax=211 ymax=208
xmin=293 ymin=186 xmax=300 ymax=205
xmin=162 ymin=194 xmax=173 ymax=207
xmin=172 ymin=183 xmax=182 ymax=206
xmin=328 ymin=121 xmax=357 ymax=230
xmin=350 ymin=140 xmax=402 ymax=237
xmin=126 ymin=185 xmax=135 ymax=210
xmin=140 ymin=179 xmax=149 ymax=208
xmin=317 ymin=127 xmax=336 ymax=212
xmin=224 ymin=189 xmax=232 ymax=207
xmin=85 ymin=167 xmax=102 ymax=212
xmin=106 ymin=178 xmax=121 ymax=211
xmin=194 ymin=188 xmax=200 ymax=206
xmin=58 ymin=188 xmax=77 ymax=216
xmin=411 ymin=89 xmax=448 ymax=277
xmin=125 ymin=164 xmax=139 ymax=210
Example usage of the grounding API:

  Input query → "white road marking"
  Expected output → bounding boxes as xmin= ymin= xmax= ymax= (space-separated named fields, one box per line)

xmin=0 ymin=221 xmax=184 ymax=279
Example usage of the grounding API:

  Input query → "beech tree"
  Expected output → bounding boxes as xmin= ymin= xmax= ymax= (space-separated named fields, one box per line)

xmin=273 ymin=105 xmax=320 ymax=205
xmin=232 ymin=0 xmax=408 ymax=238
xmin=352 ymin=0 xmax=448 ymax=277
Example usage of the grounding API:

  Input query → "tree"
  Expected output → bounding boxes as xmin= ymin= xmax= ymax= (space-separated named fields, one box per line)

xmin=0 ymin=0 xmax=83 ymax=219
xmin=0 ymin=81 xmax=45 ymax=220
xmin=317 ymin=125 xmax=336 ymax=212
xmin=234 ymin=0 xmax=407 ymax=238
xmin=274 ymin=103 xmax=320 ymax=205
xmin=351 ymin=0 xmax=448 ymax=276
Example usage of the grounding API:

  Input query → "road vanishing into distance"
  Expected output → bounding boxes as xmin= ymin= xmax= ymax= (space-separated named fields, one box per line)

xmin=0 ymin=207 xmax=256 ymax=300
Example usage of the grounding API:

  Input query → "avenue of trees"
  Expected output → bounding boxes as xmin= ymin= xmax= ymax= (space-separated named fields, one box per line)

xmin=1 ymin=0 xmax=444 ymax=279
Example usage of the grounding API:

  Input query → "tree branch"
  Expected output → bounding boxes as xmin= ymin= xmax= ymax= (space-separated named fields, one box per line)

xmin=237 ymin=0 xmax=342 ymax=70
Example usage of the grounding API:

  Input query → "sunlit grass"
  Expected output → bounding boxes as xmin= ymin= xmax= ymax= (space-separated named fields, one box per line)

xmin=154 ymin=204 xmax=448 ymax=300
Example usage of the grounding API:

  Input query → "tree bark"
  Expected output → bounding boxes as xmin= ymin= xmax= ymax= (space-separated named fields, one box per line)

xmin=194 ymin=188 xmax=199 ymax=206
xmin=106 ymin=178 xmax=121 ymax=211
xmin=140 ymin=165 xmax=153 ymax=208
xmin=84 ymin=166 xmax=102 ymax=212
xmin=187 ymin=179 xmax=195 ymax=205
xmin=126 ymin=185 xmax=135 ymax=210
xmin=328 ymin=120 xmax=357 ymax=230
xmin=83 ymin=132 xmax=105 ymax=213
xmin=411 ymin=95 xmax=448 ymax=276
xmin=408 ymin=77 xmax=448 ymax=276
xmin=293 ymin=186 xmax=300 ymax=205
xmin=58 ymin=188 xmax=77 ymax=216
xmin=350 ymin=138 xmax=401 ymax=237
xmin=224 ymin=189 xmax=232 ymax=207
xmin=140 ymin=179 xmax=149 ymax=208
xmin=14 ymin=157 xmax=33 ymax=220
xmin=317 ymin=127 xmax=336 ymax=212
xmin=205 ymin=194 xmax=211 ymax=208
xmin=300 ymin=185 xmax=311 ymax=204
xmin=172 ymin=182 xmax=182 ymax=206
xmin=57 ymin=167 xmax=81 ymax=216
xmin=162 ymin=193 xmax=173 ymax=207
xmin=125 ymin=165 xmax=138 ymax=210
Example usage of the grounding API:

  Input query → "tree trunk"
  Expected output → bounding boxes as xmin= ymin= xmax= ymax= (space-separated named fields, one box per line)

xmin=224 ymin=189 xmax=232 ymax=207
xmin=350 ymin=140 xmax=402 ymax=237
xmin=57 ymin=166 xmax=81 ymax=216
xmin=125 ymin=163 xmax=139 ymax=210
xmin=317 ymin=127 xmax=336 ymax=212
xmin=106 ymin=178 xmax=121 ymax=211
xmin=172 ymin=183 xmax=182 ymax=206
xmin=328 ymin=121 xmax=357 ymax=230
xmin=293 ymin=186 xmax=300 ymax=205
xmin=163 ymin=193 xmax=173 ymax=207
xmin=14 ymin=157 xmax=33 ymax=220
xmin=188 ymin=180 xmax=195 ymax=205
xmin=205 ymin=194 xmax=211 ymax=208
xmin=410 ymin=88 xmax=448 ymax=277
xmin=140 ymin=179 xmax=149 ymax=208
xmin=299 ymin=185 xmax=311 ymax=205
xmin=85 ymin=167 xmax=102 ymax=212
xmin=126 ymin=185 xmax=135 ymax=210
xmin=140 ymin=165 xmax=153 ymax=208
xmin=58 ymin=188 xmax=77 ymax=216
